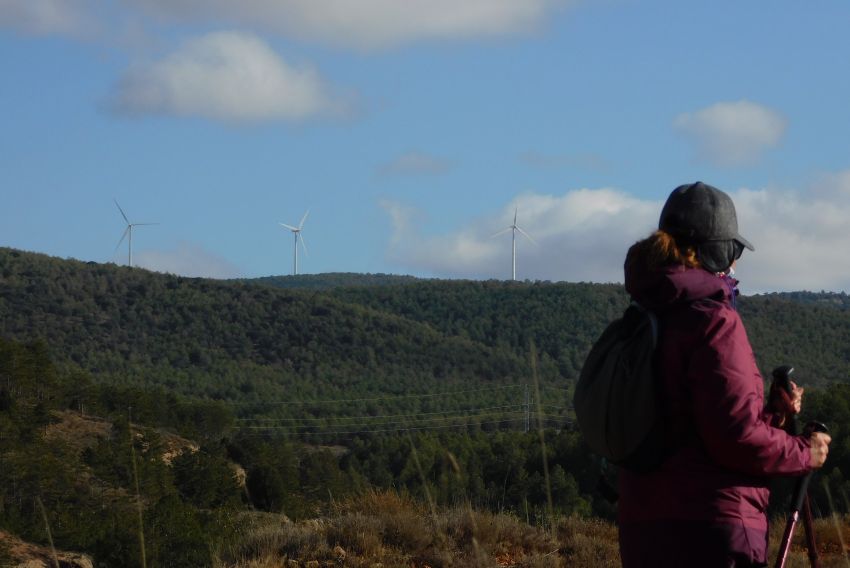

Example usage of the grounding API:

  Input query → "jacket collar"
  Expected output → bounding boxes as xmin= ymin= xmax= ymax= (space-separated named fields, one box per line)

xmin=625 ymin=263 xmax=732 ymax=312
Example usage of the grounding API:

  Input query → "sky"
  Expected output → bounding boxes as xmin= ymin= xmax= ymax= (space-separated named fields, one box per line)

xmin=2 ymin=0 xmax=850 ymax=293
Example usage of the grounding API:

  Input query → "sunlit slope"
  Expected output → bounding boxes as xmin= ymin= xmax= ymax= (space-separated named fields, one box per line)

xmin=326 ymin=280 xmax=850 ymax=387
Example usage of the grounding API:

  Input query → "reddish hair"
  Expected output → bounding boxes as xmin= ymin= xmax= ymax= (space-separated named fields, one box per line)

xmin=626 ymin=230 xmax=700 ymax=272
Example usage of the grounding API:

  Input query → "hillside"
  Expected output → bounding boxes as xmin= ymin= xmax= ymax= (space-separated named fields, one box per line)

xmin=249 ymin=269 xmax=850 ymax=387
xmin=0 ymin=248 xmax=539 ymax=423
xmin=2 ymin=247 xmax=850 ymax=413
xmin=321 ymin=281 xmax=850 ymax=388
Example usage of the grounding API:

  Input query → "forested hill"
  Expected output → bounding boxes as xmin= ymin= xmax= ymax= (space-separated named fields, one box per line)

xmin=255 ymin=274 xmax=850 ymax=387
xmin=0 ymin=248 xmax=531 ymax=414
xmin=2 ymin=246 xmax=850 ymax=413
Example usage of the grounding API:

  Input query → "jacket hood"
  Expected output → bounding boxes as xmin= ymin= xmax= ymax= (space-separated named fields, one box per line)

xmin=624 ymin=253 xmax=730 ymax=311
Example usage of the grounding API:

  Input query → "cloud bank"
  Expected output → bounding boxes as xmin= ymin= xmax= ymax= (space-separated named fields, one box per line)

xmin=0 ymin=0 xmax=94 ymax=36
xmin=382 ymin=188 xmax=658 ymax=283
xmin=109 ymin=31 xmax=348 ymax=122
xmin=382 ymin=175 xmax=850 ymax=293
xmin=1 ymin=0 xmax=564 ymax=48
xmin=674 ymin=100 xmax=787 ymax=167
xmin=732 ymin=174 xmax=850 ymax=292
xmin=123 ymin=0 xmax=562 ymax=49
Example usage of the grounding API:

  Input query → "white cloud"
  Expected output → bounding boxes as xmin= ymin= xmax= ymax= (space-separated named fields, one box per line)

xmin=377 ymin=151 xmax=452 ymax=177
xmin=674 ymin=100 xmax=787 ymax=167
xmin=731 ymin=179 xmax=850 ymax=292
xmin=379 ymin=199 xmax=423 ymax=247
xmin=0 ymin=0 xmax=94 ymax=36
xmin=1 ymin=0 xmax=567 ymax=49
xmin=134 ymin=242 xmax=241 ymax=278
xmin=382 ymin=175 xmax=850 ymax=292
xmin=382 ymin=188 xmax=659 ymax=282
xmin=109 ymin=31 xmax=349 ymax=122
xmin=2 ymin=0 xmax=566 ymax=48
xmin=123 ymin=0 xmax=563 ymax=49
xmin=811 ymin=170 xmax=850 ymax=202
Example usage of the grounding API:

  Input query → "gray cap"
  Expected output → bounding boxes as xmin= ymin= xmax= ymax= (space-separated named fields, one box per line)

xmin=659 ymin=181 xmax=754 ymax=251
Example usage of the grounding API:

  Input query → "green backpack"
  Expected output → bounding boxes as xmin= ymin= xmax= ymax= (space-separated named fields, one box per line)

xmin=573 ymin=303 xmax=667 ymax=472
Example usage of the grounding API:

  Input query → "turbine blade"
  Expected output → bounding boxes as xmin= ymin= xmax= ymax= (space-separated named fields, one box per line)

xmin=114 ymin=226 xmax=130 ymax=253
xmin=279 ymin=223 xmax=299 ymax=231
xmin=516 ymin=226 xmax=537 ymax=245
xmin=513 ymin=208 xmax=518 ymax=225
xmin=298 ymin=210 xmax=310 ymax=229
xmin=298 ymin=233 xmax=309 ymax=258
xmin=114 ymin=199 xmax=129 ymax=224
xmin=133 ymin=222 xmax=159 ymax=226
xmin=490 ymin=227 xmax=513 ymax=238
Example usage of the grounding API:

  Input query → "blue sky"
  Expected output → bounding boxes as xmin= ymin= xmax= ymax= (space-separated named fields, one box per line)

xmin=2 ymin=1 xmax=850 ymax=292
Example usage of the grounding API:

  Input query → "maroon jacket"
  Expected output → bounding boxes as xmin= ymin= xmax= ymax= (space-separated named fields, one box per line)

xmin=617 ymin=262 xmax=812 ymax=533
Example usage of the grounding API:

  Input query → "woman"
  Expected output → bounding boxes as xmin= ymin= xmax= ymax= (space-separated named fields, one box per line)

xmin=617 ymin=182 xmax=831 ymax=568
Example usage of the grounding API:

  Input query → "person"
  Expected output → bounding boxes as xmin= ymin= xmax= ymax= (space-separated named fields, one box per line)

xmin=617 ymin=181 xmax=831 ymax=568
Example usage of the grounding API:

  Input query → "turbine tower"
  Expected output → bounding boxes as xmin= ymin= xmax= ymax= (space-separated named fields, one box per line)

xmin=114 ymin=199 xmax=157 ymax=267
xmin=492 ymin=208 xmax=536 ymax=281
xmin=279 ymin=210 xmax=309 ymax=275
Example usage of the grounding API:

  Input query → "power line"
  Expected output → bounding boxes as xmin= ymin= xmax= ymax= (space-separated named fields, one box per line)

xmin=226 ymin=384 xmax=525 ymax=406
xmin=238 ymin=421 xmax=568 ymax=440
xmin=228 ymin=384 xmax=572 ymax=439
xmin=237 ymin=408 xmax=568 ymax=433
xmin=540 ymin=386 xmax=572 ymax=394
xmin=241 ymin=416 xmax=566 ymax=438
xmin=236 ymin=403 xmax=530 ymax=423
xmin=240 ymin=409 xmax=529 ymax=431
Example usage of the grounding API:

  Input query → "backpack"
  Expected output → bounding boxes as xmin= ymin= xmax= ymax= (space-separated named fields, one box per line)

xmin=573 ymin=302 xmax=668 ymax=472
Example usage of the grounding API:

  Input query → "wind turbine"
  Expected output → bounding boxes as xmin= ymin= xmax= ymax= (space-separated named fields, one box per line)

xmin=279 ymin=210 xmax=309 ymax=275
xmin=114 ymin=199 xmax=158 ymax=267
xmin=492 ymin=208 xmax=536 ymax=281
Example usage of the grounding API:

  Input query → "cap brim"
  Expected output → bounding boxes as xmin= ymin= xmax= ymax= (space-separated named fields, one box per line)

xmin=736 ymin=235 xmax=755 ymax=251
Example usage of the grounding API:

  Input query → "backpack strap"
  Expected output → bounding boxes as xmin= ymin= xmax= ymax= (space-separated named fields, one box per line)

xmin=630 ymin=301 xmax=659 ymax=349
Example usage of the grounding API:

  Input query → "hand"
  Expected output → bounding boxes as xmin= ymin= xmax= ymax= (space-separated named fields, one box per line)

xmin=809 ymin=432 xmax=831 ymax=469
xmin=768 ymin=380 xmax=804 ymax=428
xmin=788 ymin=381 xmax=804 ymax=415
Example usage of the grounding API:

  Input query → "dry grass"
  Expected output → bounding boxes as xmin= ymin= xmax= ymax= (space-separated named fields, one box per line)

xmin=556 ymin=516 xmax=620 ymax=568
xmin=43 ymin=409 xmax=201 ymax=468
xmin=219 ymin=491 xmax=622 ymax=568
xmin=10 ymin=478 xmax=850 ymax=567
xmin=42 ymin=410 xmax=112 ymax=455
xmin=158 ymin=430 xmax=200 ymax=465
xmin=219 ymin=492 xmax=850 ymax=568
xmin=0 ymin=529 xmax=93 ymax=568
xmin=768 ymin=514 xmax=850 ymax=568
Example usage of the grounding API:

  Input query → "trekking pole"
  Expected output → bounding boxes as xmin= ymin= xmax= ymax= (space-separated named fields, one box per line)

xmin=772 ymin=366 xmax=828 ymax=568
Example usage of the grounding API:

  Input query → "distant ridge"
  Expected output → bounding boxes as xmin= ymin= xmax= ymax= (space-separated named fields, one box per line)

xmin=244 ymin=272 xmax=422 ymax=290
xmin=756 ymin=290 xmax=850 ymax=310
xmin=2 ymin=246 xmax=850 ymax=399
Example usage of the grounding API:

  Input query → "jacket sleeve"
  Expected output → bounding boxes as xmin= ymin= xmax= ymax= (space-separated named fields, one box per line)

xmin=687 ymin=306 xmax=811 ymax=477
